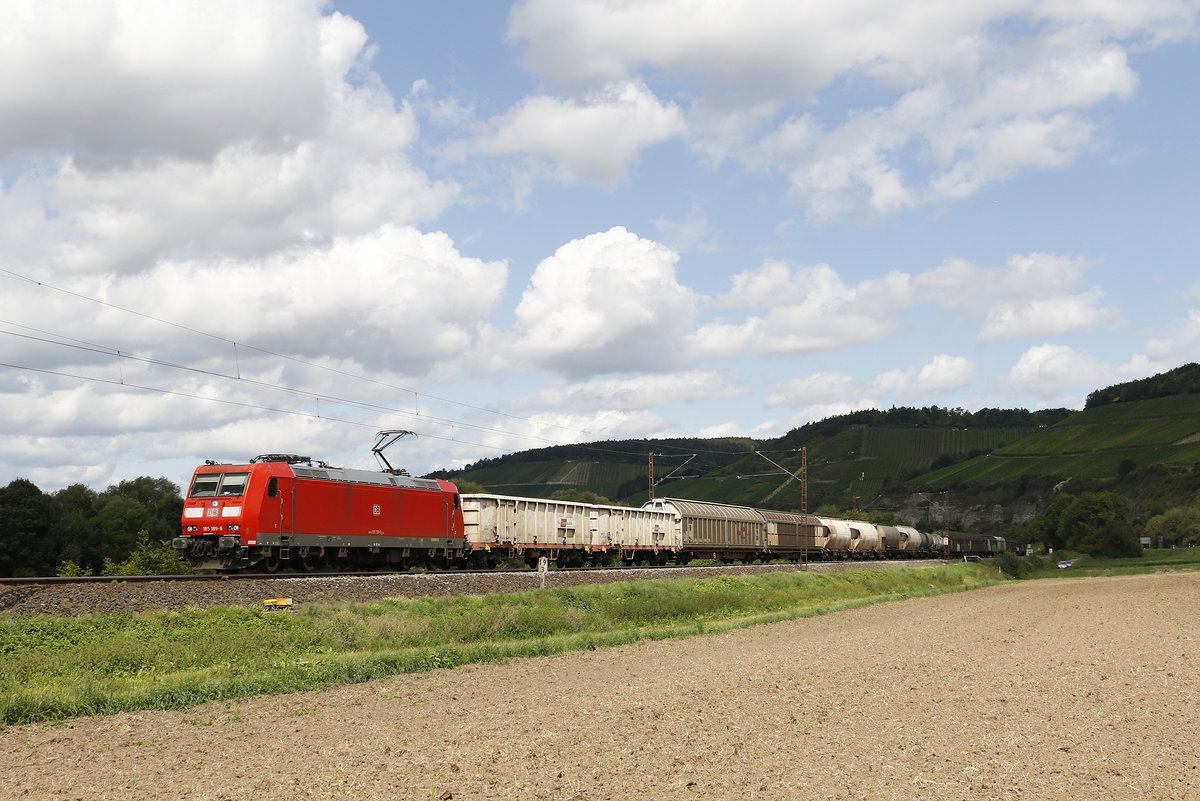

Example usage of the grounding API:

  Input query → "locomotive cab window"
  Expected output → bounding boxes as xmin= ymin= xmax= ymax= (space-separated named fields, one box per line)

xmin=189 ymin=474 xmax=220 ymax=497
xmin=219 ymin=473 xmax=249 ymax=496
xmin=189 ymin=472 xmax=250 ymax=498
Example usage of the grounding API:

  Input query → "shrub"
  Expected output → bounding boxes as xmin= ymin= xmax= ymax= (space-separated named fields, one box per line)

xmin=994 ymin=552 xmax=1025 ymax=579
xmin=100 ymin=531 xmax=191 ymax=576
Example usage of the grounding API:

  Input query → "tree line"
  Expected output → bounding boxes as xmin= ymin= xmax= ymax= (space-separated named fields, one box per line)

xmin=1021 ymin=486 xmax=1200 ymax=557
xmin=779 ymin=405 xmax=1074 ymax=446
xmin=0 ymin=476 xmax=186 ymax=578
xmin=1085 ymin=362 xmax=1200 ymax=408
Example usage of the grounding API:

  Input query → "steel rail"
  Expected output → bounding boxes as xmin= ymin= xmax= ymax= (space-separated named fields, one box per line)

xmin=0 ymin=559 xmax=947 ymax=587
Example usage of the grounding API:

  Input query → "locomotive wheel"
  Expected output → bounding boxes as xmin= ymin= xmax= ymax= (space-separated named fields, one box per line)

xmin=262 ymin=553 xmax=281 ymax=573
xmin=294 ymin=549 xmax=321 ymax=573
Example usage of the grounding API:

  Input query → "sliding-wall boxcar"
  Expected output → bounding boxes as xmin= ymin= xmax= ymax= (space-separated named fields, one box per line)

xmin=940 ymin=532 xmax=1017 ymax=556
xmin=760 ymin=509 xmax=823 ymax=555
xmin=643 ymin=497 xmax=767 ymax=561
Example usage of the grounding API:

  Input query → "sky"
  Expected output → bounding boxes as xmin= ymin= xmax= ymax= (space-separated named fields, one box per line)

xmin=2 ymin=0 xmax=1200 ymax=492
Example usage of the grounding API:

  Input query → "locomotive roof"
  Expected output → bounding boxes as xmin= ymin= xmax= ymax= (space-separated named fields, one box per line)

xmin=289 ymin=464 xmax=443 ymax=491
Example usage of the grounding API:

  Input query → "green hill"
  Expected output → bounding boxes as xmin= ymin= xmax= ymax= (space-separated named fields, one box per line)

xmin=434 ymin=408 xmax=1071 ymax=510
xmin=917 ymin=393 xmax=1200 ymax=487
xmin=431 ymin=367 xmax=1200 ymax=519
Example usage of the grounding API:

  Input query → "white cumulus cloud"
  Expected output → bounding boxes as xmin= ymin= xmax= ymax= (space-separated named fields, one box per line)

xmin=766 ymin=355 xmax=975 ymax=408
xmin=1002 ymin=343 xmax=1115 ymax=403
xmin=0 ymin=0 xmax=363 ymax=166
xmin=506 ymin=0 xmax=1194 ymax=218
xmin=690 ymin=262 xmax=913 ymax=358
xmin=456 ymin=81 xmax=684 ymax=187
xmin=504 ymin=227 xmax=698 ymax=377
xmin=978 ymin=287 xmax=1121 ymax=343
xmin=515 ymin=371 xmax=745 ymax=414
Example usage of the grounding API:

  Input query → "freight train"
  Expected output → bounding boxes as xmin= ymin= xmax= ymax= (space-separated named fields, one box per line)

xmin=173 ymin=445 xmax=1025 ymax=572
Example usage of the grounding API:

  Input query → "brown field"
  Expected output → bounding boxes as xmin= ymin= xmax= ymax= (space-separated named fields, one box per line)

xmin=2 ymin=572 xmax=1198 ymax=800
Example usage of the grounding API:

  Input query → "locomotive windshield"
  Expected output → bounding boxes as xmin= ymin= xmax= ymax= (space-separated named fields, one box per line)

xmin=189 ymin=472 xmax=250 ymax=498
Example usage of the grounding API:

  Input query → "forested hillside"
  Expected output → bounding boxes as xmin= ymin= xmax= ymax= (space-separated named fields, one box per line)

xmin=918 ymin=393 xmax=1200 ymax=486
xmin=1085 ymin=362 xmax=1200 ymax=408
xmin=442 ymin=405 xmax=1076 ymax=510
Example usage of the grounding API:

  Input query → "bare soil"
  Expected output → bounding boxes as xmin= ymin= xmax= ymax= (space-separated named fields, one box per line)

xmin=3 ymin=572 xmax=1198 ymax=801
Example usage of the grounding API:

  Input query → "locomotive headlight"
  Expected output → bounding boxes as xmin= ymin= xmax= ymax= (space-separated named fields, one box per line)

xmin=185 ymin=525 xmax=198 ymax=532
xmin=226 ymin=524 xmax=240 ymax=531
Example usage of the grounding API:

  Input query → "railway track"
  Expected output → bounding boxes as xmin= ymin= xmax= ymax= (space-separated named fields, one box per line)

xmin=0 ymin=560 xmax=953 ymax=617
xmin=0 ymin=560 xmax=837 ymax=587
xmin=0 ymin=558 xmax=956 ymax=588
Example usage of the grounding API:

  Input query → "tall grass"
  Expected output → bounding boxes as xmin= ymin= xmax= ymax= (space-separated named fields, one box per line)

xmin=1031 ymin=547 xmax=1200 ymax=579
xmin=0 ymin=564 xmax=1001 ymax=725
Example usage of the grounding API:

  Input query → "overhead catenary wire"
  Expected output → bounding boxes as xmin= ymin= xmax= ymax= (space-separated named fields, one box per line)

xmin=1 ymin=357 xmax=761 ymax=466
xmin=0 ymin=322 xmax=757 ymax=461
xmin=0 ymin=267 xmax=590 ymax=438
xmin=0 ymin=361 xmax=529 ymax=457
xmin=0 ymin=324 xmax=575 ymax=445
xmin=0 ymin=266 xmax=781 ymax=462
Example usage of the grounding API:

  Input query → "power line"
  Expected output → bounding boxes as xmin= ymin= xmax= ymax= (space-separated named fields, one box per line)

xmin=3 ymin=358 xmax=752 ymax=466
xmin=1 ymin=267 xmax=774 ymax=463
xmin=0 ymin=266 xmax=594 ymax=438
xmin=0 ymin=324 xmax=581 ymax=445
xmin=0 ymin=361 xmax=519 ymax=456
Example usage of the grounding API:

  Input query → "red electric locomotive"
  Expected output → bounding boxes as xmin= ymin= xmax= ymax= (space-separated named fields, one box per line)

xmin=173 ymin=431 xmax=465 ymax=571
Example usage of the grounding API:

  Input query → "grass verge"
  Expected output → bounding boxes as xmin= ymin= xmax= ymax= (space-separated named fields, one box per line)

xmin=1032 ymin=546 xmax=1200 ymax=579
xmin=1 ymin=564 xmax=1001 ymax=726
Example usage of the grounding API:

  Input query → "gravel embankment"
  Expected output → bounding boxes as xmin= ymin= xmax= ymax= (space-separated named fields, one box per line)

xmin=0 ymin=559 xmax=948 ymax=616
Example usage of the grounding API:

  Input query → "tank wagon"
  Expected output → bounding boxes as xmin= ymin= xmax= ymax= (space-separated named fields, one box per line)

xmin=173 ymin=438 xmax=1026 ymax=572
xmin=879 ymin=524 xmax=942 ymax=555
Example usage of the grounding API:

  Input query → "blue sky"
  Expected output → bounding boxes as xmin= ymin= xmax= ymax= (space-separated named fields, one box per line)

xmin=2 ymin=0 xmax=1199 ymax=491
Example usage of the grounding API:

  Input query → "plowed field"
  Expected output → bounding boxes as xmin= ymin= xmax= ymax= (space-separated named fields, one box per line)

xmin=3 ymin=572 xmax=1198 ymax=800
